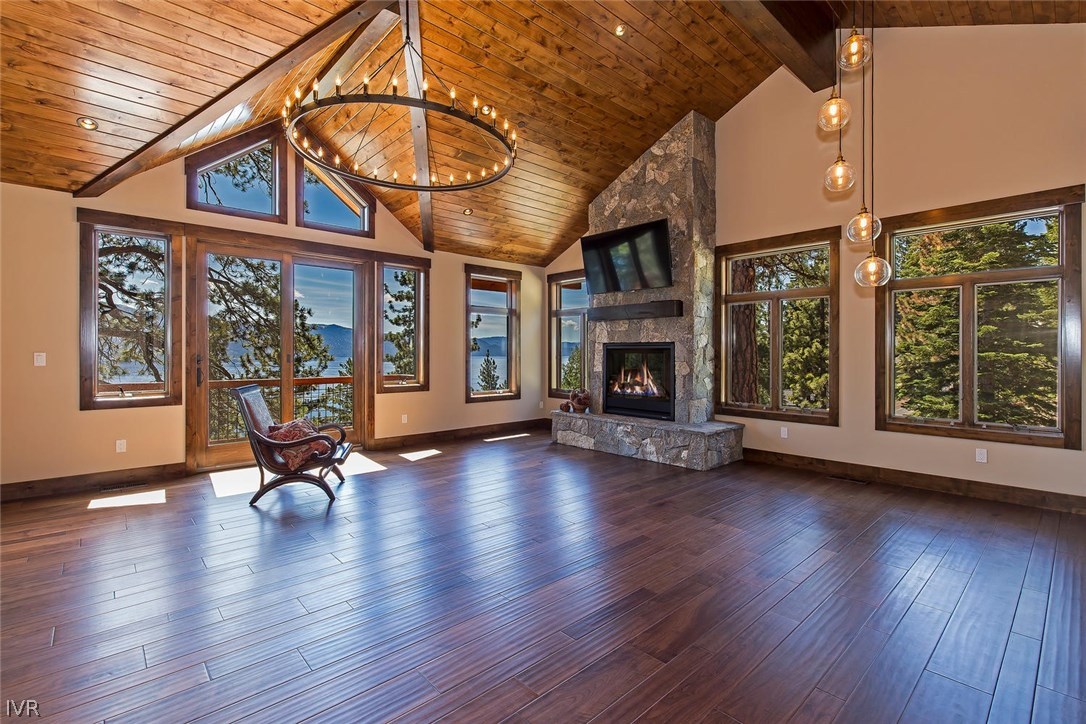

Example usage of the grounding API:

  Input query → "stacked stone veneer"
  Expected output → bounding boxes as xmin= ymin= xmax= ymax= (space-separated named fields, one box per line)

xmin=586 ymin=111 xmax=716 ymax=425
xmin=551 ymin=111 xmax=743 ymax=470
xmin=552 ymin=410 xmax=743 ymax=471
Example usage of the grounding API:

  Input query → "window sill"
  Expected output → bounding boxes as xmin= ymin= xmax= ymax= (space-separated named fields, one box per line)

xmin=466 ymin=391 xmax=521 ymax=404
xmin=878 ymin=419 xmax=1073 ymax=449
xmin=81 ymin=394 xmax=181 ymax=411
xmin=716 ymin=405 xmax=837 ymax=427
xmin=377 ymin=382 xmax=429 ymax=394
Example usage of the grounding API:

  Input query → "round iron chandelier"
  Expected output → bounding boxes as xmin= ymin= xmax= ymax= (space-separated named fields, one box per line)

xmin=281 ymin=10 xmax=518 ymax=193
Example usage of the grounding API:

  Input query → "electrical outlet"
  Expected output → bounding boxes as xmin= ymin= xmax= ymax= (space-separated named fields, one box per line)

xmin=33 ymin=352 xmax=46 ymax=367
xmin=538 ymin=401 xmax=544 ymax=409
xmin=780 ymin=426 xmax=789 ymax=439
xmin=401 ymin=414 xmax=408 ymax=424
xmin=115 ymin=439 xmax=127 ymax=453
xmin=975 ymin=448 xmax=987 ymax=463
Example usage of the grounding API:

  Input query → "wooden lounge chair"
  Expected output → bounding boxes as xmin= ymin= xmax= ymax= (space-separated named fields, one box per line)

xmin=230 ymin=384 xmax=352 ymax=506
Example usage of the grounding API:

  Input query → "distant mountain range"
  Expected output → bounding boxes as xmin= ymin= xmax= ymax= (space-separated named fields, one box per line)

xmin=225 ymin=325 xmax=531 ymax=363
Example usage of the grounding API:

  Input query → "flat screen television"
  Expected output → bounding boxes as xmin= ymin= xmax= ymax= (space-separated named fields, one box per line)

xmin=580 ymin=218 xmax=672 ymax=294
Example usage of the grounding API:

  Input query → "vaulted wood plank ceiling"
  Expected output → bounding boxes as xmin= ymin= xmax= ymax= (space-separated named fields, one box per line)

xmin=1 ymin=1 xmax=1080 ymax=266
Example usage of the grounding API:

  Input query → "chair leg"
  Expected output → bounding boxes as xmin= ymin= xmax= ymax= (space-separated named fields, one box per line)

xmin=249 ymin=473 xmax=336 ymax=506
xmin=328 ymin=464 xmax=345 ymax=483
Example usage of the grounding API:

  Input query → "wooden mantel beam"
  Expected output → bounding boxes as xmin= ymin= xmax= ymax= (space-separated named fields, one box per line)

xmin=399 ymin=0 xmax=434 ymax=251
xmin=722 ymin=1 xmax=842 ymax=93
xmin=75 ymin=0 xmax=399 ymax=198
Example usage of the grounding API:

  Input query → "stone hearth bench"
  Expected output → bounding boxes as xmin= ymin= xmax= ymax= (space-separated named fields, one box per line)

xmin=551 ymin=410 xmax=743 ymax=471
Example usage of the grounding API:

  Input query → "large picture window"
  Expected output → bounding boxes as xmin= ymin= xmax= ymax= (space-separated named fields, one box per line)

xmin=466 ymin=264 xmax=521 ymax=402
xmin=716 ymin=227 xmax=840 ymax=425
xmin=79 ymin=214 xmax=183 ymax=410
xmin=877 ymin=186 xmax=1082 ymax=448
xmin=548 ymin=271 xmax=588 ymax=396
xmin=185 ymin=123 xmax=287 ymax=223
xmin=378 ymin=262 xmax=428 ymax=392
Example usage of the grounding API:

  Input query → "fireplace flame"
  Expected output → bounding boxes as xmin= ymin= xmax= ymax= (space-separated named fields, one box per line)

xmin=610 ymin=360 xmax=663 ymax=397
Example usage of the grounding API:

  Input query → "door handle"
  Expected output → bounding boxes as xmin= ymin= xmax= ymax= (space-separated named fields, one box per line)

xmin=196 ymin=354 xmax=203 ymax=387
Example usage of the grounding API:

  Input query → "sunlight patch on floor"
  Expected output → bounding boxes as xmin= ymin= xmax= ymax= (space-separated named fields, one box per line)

xmin=483 ymin=433 xmax=531 ymax=442
xmin=399 ymin=449 xmax=441 ymax=462
xmin=339 ymin=452 xmax=388 ymax=475
xmin=88 ymin=489 xmax=166 ymax=509
xmin=209 ymin=467 xmax=262 ymax=498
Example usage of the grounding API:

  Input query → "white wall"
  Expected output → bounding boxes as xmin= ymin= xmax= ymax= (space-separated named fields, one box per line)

xmin=1 ymin=152 xmax=544 ymax=485
xmin=715 ymin=23 xmax=1085 ymax=496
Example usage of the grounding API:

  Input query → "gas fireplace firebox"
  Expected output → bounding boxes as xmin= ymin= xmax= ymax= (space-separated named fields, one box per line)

xmin=603 ymin=343 xmax=675 ymax=421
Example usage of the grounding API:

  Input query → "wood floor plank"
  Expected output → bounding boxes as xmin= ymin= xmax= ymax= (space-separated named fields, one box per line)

xmin=900 ymin=670 xmax=992 ymax=722
xmin=834 ymin=603 xmax=951 ymax=723
xmin=988 ymin=632 xmax=1041 ymax=724
xmin=1037 ymin=515 xmax=1086 ymax=700
xmin=927 ymin=542 xmax=1031 ymax=693
xmin=0 ymin=435 xmax=1079 ymax=722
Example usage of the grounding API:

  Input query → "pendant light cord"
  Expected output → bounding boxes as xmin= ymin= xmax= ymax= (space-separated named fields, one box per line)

xmin=870 ymin=4 xmax=876 ymax=221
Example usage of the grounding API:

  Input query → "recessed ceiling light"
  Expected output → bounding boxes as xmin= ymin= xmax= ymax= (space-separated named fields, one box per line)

xmin=463 ymin=208 xmax=474 ymax=216
xmin=615 ymin=25 xmax=626 ymax=37
xmin=480 ymin=104 xmax=492 ymax=116
xmin=76 ymin=116 xmax=99 ymax=131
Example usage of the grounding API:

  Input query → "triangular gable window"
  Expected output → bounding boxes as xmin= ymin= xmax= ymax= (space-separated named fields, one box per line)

xmin=185 ymin=123 xmax=287 ymax=223
xmin=297 ymin=157 xmax=376 ymax=238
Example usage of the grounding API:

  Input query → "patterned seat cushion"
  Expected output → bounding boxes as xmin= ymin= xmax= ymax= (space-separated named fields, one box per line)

xmin=266 ymin=419 xmax=332 ymax=470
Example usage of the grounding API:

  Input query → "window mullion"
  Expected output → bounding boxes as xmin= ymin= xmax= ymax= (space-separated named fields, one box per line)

xmin=770 ymin=295 xmax=782 ymax=411
xmin=960 ymin=281 xmax=977 ymax=426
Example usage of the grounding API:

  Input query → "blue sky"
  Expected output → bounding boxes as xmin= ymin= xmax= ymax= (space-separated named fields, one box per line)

xmin=295 ymin=265 xmax=353 ymax=327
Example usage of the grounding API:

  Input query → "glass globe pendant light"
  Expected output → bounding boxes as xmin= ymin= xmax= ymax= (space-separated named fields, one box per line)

xmin=839 ymin=28 xmax=872 ymax=71
xmin=854 ymin=252 xmax=891 ymax=287
xmin=825 ymin=154 xmax=855 ymax=192
xmin=818 ymin=90 xmax=851 ymax=132
xmin=846 ymin=205 xmax=882 ymax=245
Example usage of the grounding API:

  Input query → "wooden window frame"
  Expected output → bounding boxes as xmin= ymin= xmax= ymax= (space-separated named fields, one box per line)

xmin=185 ymin=122 xmax=287 ymax=224
xmin=876 ymin=185 xmax=1083 ymax=450
xmin=547 ymin=270 xmax=588 ymax=398
xmin=714 ymin=227 xmax=841 ymax=426
xmin=376 ymin=261 xmax=429 ymax=393
xmin=295 ymin=153 xmax=377 ymax=238
xmin=465 ymin=264 xmax=521 ymax=403
xmin=79 ymin=213 xmax=184 ymax=410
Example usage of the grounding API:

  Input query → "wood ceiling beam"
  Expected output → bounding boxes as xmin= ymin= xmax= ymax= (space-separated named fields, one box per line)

xmin=313 ymin=9 xmax=401 ymax=98
xmin=721 ymin=1 xmax=842 ymax=93
xmin=74 ymin=0 xmax=399 ymax=198
xmin=399 ymin=0 xmax=434 ymax=252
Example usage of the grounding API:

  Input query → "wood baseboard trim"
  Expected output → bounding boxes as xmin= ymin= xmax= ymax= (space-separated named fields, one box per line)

xmin=367 ymin=418 xmax=551 ymax=451
xmin=1 ymin=463 xmax=188 ymax=503
xmin=742 ymin=449 xmax=1086 ymax=515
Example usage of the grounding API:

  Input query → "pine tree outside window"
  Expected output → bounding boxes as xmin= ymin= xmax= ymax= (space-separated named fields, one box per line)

xmin=378 ymin=262 xmax=428 ymax=392
xmin=548 ymin=271 xmax=588 ymax=397
xmin=185 ymin=123 xmax=287 ymax=223
xmin=79 ymin=214 xmax=183 ymax=410
xmin=876 ymin=186 xmax=1083 ymax=449
xmin=716 ymin=227 xmax=840 ymax=426
xmin=466 ymin=264 xmax=521 ymax=402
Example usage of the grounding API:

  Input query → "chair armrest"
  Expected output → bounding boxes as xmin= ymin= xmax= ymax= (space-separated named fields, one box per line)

xmin=315 ymin=423 xmax=347 ymax=445
xmin=251 ymin=430 xmax=338 ymax=453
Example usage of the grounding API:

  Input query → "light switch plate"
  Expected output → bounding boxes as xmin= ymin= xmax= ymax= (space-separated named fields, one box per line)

xmin=780 ymin=426 xmax=789 ymax=439
xmin=33 ymin=352 xmax=46 ymax=367
xmin=975 ymin=448 xmax=987 ymax=463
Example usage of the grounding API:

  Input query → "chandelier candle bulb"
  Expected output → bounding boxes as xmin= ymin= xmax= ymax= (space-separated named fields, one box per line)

xmin=393 ymin=170 xmax=398 ymax=181
xmin=363 ymin=76 xmax=369 ymax=95
xmin=411 ymin=171 xmax=417 ymax=182
xmin=449 ymin=87 xmax=456 ymax=107
xmin=392 ymin=76 xmax=398 ymax=97
xmin=317 ymin=147 xmax=324 ymax=159
xmin=334 ymin=76 xmax=342 ymax=97
xmin=473 ymin=95 xmax=479 ymax=117
xmin=431 ymin=173 xmax=437 ymax=184
xmin=334 ymin=154 xmax=340 ymax=167
xmin=422 ymin=79 xmax=427 ymax=99
xmin=312 ymin=79 xmax=319 ymax=102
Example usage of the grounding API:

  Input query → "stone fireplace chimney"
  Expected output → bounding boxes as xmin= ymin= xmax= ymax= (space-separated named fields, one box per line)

xmin=586 ymin=111 xmax=716 ymax=425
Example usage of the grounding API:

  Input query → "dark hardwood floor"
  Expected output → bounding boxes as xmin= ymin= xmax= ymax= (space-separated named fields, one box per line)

xmin=1 ymin=434 xmax=1083 ymax=722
